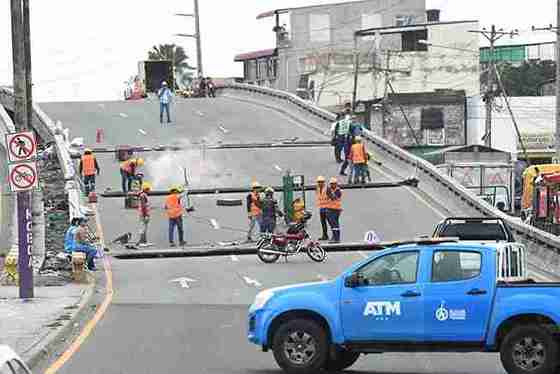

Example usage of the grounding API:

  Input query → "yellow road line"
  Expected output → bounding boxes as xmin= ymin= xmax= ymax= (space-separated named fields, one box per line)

xmin=44 ymin=203 xmax=113 ymax=374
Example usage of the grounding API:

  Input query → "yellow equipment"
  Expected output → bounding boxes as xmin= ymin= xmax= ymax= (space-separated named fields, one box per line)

xmin=521 ymin=164 xmax=560 ymax=210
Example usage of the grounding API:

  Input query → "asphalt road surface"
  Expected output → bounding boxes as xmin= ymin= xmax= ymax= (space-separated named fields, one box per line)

xmin=39 ymin=97 xmax=510 ymax=374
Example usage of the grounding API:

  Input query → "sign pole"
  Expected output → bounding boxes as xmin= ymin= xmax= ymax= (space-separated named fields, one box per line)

xmin=11 ymin=0 xmax=33 ymax=298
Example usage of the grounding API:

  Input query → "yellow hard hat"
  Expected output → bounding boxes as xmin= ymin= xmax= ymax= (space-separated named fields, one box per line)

xmin=355 ymin=136 xmax=362 ymax=142
xmin=84 ymin=148 xmax=92 ymax=154
xmin=170 ymin=184 xmax=182 ymax=193
xmin=265 ymin=187 xmax=274 ymax=193
xmin=135 ymin=158 xmax=145 ymax=166
xmin=251 ymin=181 xmax=261 ymax=189
xmin=329 ymin=177 xmax=338 ymax=184
xmin=316 ymin=176 xmax=326 ymax=183
xmin=142 ymin=182 xmax=152 ymax=191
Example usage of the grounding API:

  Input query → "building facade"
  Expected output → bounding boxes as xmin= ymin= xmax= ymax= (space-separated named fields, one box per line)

xmin=235 ymin=0 xmax=427 ymax=96
xmin=368 ymin=89 xmax=467 ymax=147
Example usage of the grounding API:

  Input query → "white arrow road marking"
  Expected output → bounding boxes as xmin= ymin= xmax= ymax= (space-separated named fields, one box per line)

xmin=118 ymin=113 xmax=128 ymax=118
xmin=210 ymin=218 xmax=220 ymax=229
xmin=274 ymin=165 xmax=283 ymax=172
xmin=243 ymin=276 xmax=262 ymax=287
xmin=230 ymin=255 xmax=239 ymax=262
xmin=196 ymin=111 xmax=204 ymax=116
xmin=317 ymin=274 xmax=329 ymax=281
xmin=138 ymin=129 xmax=147 ymax=135
xmin=169 ymin=277 xmax=197 ymax=289
xmin=218 ymin=125 xmax=229 ymax=134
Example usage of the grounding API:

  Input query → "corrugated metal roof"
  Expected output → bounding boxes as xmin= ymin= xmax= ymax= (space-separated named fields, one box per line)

xmin=234 ymin=48 xmax=277 ymax=62
xmin=256 ymin=0 xmax=380 ymax=19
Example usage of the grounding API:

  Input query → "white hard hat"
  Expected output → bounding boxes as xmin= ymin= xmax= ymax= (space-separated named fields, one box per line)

xmin=162 ymin=81 xmax=168 ymax=86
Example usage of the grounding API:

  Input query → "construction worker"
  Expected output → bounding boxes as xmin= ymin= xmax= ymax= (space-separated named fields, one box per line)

xmin=120 ymin=158 xmax=144 ymax=193
xmin=79 ymin=149 xmax=100 ymax=195
xmin=292 ymin=197 xmax=305 ymax=224
xmin=349 ymin=136 xmax=368 ymax=184
xmin=334 ymin=113 xmax=352 ymax=165
xmin=64 ymin=218 xmax=81 ymax=254
xmin=165 ymin=186 xmax=186 ymax=247
xmin=246 ymin=181 xmax=262 ymax=242
xmin=135 ymin=182 xmax=152 ymax=246
xmin=74 ymin=218 xmax=98 ymax=271
xmin=315 ymin=176 xmax=329 ymax=241
xmin=326 ymin=177 xmax=342 ymax=243
xmin=260 ymin=187 xmax=283 ymax=234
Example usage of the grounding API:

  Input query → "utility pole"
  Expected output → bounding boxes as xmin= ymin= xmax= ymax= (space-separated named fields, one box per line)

xmin=11 ymin=0 xmax=34 ymax=299
xmin=469 ymin=26 xmax=518 ymax=148
xmin=175 ymin=0 xmax=203 ymax=78
xmin=533 ymin=5 xmax=560 ymax=162
xmin=193 ymin=0 xmax=203 ymax=78
xmin=381 ymin=50 xmax=392 ymax=139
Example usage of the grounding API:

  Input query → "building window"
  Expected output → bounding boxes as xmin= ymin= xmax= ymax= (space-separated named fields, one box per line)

xmin=402 ymin=30 xmax=428 ymax=52
xmin=310 ymin=13 xmax=330 ymax=43
xmin=395 ymin=15 xmax=415 ymax=27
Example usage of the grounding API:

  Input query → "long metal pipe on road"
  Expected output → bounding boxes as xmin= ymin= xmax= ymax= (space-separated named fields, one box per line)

xmin=101 ymin=177 xmax=419 ymax=198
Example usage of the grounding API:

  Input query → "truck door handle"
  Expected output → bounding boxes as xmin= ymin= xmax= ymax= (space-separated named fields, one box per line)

xmin=467 ymin=288 xmax=487 ymax=296
xmin=401 ymin=290 xmax=421 ymax=298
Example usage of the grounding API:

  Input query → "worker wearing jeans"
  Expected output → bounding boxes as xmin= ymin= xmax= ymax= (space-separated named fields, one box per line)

xmin=158 ymin=81 xmax=173 ymax=124
xmin=165 ymin=187 xmax=186 ymax=247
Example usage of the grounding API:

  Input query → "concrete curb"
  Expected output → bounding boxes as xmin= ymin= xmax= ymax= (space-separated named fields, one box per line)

xmin=22 ymin=275 xmax=96 ymax=370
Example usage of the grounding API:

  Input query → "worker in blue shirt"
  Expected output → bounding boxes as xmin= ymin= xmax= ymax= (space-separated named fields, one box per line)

xmin=158 ymin=81 xmax=173 ymax=124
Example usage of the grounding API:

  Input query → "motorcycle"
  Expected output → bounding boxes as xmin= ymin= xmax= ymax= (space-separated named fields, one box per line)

xmin=256 ymin=212 xmax=327 ymax=263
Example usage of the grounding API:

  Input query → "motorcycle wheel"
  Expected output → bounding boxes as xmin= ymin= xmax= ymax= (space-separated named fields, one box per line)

xmin=257 ymin=242 xmax=280 ymax=264
xmin=307 ymin=243 xmax=327 ymax=263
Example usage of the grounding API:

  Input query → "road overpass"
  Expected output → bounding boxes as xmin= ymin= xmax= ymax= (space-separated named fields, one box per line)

xmin=25 ymin=90 xmax=555 ymax=374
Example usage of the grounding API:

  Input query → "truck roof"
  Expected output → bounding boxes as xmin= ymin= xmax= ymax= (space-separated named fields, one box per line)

xmin=390 ymin=241 xmax=501 ymax=252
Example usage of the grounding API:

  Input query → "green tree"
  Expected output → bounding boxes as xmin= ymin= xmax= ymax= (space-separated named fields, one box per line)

xmin=148 ymin=44 xmax=195 ymax=87
xmin=482 ymin=60 xmax=556 ymax=96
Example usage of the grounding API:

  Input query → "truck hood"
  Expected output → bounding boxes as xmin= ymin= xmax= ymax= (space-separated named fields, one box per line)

xmin=265 ymin=280 xmax=333 ymax=295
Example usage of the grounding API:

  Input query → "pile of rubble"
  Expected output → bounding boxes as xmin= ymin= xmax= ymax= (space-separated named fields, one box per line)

xmin=35 ymin=144 xmax=73 ymax=285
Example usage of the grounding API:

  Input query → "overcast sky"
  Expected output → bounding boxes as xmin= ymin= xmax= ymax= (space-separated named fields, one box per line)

xmin=0 ymin=0 xmax=557 ymax=102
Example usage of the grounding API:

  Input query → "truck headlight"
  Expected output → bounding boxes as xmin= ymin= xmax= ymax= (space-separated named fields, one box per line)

xmin=253 ymin=290 xmax=274 ymax=309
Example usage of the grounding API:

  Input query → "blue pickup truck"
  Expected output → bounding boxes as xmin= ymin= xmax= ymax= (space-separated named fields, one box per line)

xmin=248 ymin=240 xmax=560 ymax=374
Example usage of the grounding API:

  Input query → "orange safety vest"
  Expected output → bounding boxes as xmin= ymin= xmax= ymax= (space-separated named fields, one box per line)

xmin=326 ymin=187 xmax=342 ymax=210
xmin=120 ymin=160 xmax=133 ymax=174
xmin=316 ymin=186 xmax=329 ymax=209
xmin=81 ymin=154 xmax=96 ymax=176
xmin=249 ymin=192 xmax=262 ymax=217
xmin=165 ymin=194 xmax=183 ymax=219
xmin=350 ymin=143 xmax=367 ymax=164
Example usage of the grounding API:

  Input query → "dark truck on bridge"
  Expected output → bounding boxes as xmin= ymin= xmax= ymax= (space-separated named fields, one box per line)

xmin=248 ymin=240 xmax=560 ymax=374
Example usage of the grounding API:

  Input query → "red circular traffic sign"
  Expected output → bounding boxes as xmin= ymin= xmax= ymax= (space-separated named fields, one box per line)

xmin=10 ymin=163 xmax=37 ymax=189
xmin=9 ymin=133 xmax=36 ymax=160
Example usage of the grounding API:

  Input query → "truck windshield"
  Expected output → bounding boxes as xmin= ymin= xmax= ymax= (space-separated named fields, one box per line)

xmin=440 ymin=222 xmax=506 ymax=241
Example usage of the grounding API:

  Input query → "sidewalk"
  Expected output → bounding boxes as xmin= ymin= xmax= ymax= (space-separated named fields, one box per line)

xmin=0 ymin=283 xmax=90 ymax=360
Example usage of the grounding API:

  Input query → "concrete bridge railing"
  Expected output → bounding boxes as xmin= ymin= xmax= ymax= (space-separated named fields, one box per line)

xmin=0 ymin=105 xmax=17 ymax=257
xmin=218 ymin=83 xmax=560 ymax=275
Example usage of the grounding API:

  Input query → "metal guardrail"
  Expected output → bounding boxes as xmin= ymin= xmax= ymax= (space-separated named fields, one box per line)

xmin=217 ymin=83 xmax=560 ymax=273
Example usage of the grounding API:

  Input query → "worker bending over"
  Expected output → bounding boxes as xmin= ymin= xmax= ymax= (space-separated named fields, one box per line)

xmin=120 ymin=158 xmax=144 ymax=193
xmin=260 ymin=187 xmax=283 ymax=234
xmin=74 ymin=218 xmax=98 ymax=271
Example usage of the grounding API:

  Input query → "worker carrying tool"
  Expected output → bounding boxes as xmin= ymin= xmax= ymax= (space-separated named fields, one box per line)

xmin=246 ymin=181 xmax=263 ymax=242
xmin=315 ymin=176 xmax=329 ymax=241
xmin=165 ymin=185 xmax=187 ymax=247
xmin=326 ymin=177 xmax=343 ymax=243
xmin=79 ymin=148 xmax=100 ymax=195
xmin=120 ymin=157 xmax=144 ymax=193
xmin=134 ymin=182 xmax=152 ymax=247
xmin=260 ymin=187 xmax=283 ymax=234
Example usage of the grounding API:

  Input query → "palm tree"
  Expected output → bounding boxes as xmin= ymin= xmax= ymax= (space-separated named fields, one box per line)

xmin=148 ymin=44 xmax=195 ymax=87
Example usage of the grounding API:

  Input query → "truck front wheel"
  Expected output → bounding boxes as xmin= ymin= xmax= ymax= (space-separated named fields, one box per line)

xmin=500 ymin=325 xmax=558 ymax=374
xmin=272 ymin=319 xmax=329 ymax=374
xmin=324 ymin=350 xmax=361 ymax=372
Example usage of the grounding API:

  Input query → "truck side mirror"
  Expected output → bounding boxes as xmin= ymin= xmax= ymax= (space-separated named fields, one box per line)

xmin=345 ymin=273 xmax=361 ymax=288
